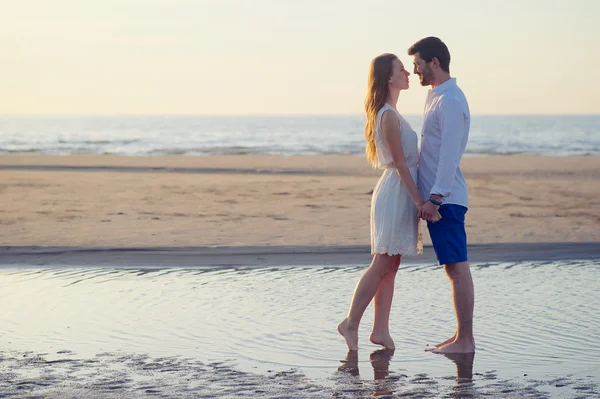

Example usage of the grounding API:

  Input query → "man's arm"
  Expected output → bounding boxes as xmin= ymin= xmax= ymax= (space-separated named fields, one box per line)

xmin=430 ymin=97 xmax=466 ymax=199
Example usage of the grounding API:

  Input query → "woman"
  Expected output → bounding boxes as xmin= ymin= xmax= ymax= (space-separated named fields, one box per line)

xmin=337 ymin=53 xmax=439 ymax=351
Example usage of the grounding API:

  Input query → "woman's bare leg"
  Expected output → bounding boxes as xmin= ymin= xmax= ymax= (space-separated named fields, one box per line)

xmin=338 ymin=254 xmax=398 ymax=350
xmin=370 ymin=257 xmax=400 ymax=349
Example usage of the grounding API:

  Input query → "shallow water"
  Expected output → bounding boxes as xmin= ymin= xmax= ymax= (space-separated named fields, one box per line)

xmin=1 ymin=260 xmax=599 ymax=398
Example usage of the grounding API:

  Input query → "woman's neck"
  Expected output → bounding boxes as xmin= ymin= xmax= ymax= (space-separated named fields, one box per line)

xmin=386 ymin=90 xmax=400 ymax=108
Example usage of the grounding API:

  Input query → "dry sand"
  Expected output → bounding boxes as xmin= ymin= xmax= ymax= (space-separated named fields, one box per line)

xmin=0 ymin=154 xmax=599 ymax=263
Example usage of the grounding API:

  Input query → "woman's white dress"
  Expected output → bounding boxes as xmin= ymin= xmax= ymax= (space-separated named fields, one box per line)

xmin=370 ymin=104 xmax=423 ymax=256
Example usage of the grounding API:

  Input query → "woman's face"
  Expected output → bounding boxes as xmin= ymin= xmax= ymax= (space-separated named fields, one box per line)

xmin=389 ymin=58 xmax=411 ymax=91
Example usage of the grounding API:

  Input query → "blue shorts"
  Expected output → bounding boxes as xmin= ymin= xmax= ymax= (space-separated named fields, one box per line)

xmin=427 ymin=204 xmax=468 ymax=265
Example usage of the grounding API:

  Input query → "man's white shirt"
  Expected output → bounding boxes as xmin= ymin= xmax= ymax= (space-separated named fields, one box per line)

xmin=418 ymin=77 xmax=470 ymax=208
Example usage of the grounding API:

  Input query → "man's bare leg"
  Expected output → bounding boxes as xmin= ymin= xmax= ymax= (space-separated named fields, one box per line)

xmin=369 ymin=257 xmax=400 ymax=349
xmin=338 ymin=254 xmax=398 ymax=351
xmin=430 ymin=261 xmax=475 ymax=353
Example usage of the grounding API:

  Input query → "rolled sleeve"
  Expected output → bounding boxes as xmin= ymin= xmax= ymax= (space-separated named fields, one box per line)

xmin=430 ymin=98 xmax=466 ymax=197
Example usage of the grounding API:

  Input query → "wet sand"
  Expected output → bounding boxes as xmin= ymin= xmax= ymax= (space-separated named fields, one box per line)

xmin=2 ymin=242 xmax=600 ymax=267
xmin=2 ymin=349 xmax=597 ymax=398
xmin=2 ymin=261 xmax=600 ymax=398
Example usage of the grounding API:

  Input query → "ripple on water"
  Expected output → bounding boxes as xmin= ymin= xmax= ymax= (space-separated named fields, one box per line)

xmin=1 ymin=260 xmax=600 ymax=397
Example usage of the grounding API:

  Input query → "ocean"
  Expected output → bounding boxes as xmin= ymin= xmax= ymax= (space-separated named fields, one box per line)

xmin=0 ymin=114 xmax=599 ymax=157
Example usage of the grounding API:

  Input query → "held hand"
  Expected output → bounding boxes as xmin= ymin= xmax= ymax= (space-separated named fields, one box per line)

xmin=417 ymin=202 xmax=426 ymax=220
xmin=430 ymin=210 xmax=442 ymax=223
xmin=419 ymin=201 xmax=440 ymax=222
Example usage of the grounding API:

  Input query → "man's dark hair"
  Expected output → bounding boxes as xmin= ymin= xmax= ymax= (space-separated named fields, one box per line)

xmin=408 ymin=37 xmax=451 ymax=73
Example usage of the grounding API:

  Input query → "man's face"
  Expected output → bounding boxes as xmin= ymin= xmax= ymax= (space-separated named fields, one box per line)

xmin=412 ymin=53 xmax=434 ymax=86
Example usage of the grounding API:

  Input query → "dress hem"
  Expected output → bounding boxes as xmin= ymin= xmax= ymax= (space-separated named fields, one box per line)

xmin=371 ymin=250 xmax=422 ymax=256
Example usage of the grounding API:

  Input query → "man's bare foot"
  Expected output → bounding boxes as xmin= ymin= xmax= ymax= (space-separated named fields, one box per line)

xmin=369 ymin=331 xmax=395 ymax=349
xmin=426 ymin=332 xmax=456 ymax=350
xmin=430 ymin=338 xmax=475 ymax=354
xmin=338 ymin=318 xmax=359 ymax=351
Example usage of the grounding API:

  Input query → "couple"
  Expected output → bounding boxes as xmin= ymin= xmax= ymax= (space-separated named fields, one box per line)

xmin=337 ymin=37 xmax=475 ymax=354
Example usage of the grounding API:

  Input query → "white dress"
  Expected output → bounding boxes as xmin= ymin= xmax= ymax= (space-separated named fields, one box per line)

xmin=370 ymin=104 xmax=423 ymax=256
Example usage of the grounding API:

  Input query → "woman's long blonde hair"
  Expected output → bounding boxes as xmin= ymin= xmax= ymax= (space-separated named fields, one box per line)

xmin=364 ymin=53 xmax=397 ymax=168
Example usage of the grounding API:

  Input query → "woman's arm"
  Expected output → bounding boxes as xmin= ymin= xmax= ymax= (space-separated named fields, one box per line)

xmin=381 ymin=110 xmax=424 ymax=208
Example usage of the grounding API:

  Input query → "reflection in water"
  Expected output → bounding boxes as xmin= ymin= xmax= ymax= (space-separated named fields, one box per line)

xmin=370 ymin=349 xmax=395 ymax=397
xmin=444 ymin=352 xmax=475 ymax=381
xmin=337 ymin=349 xmax=395 ymax=379
xmin=336 ymin=350 xmax=476 ymax=398
xmin=370 ymin=348 xmax=395 ymax=380
xmin=337 ymin=350 xmax=360 ymax=377
xmin=337 ymin=349 xmax=396 ymax=396
xmin=443 ymin=352 xmax=476 ymax=398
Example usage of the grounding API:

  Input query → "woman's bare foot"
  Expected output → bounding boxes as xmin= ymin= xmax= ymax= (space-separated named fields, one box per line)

xmin=369 ymin=331 xmax=395 ymax=349
xmin=338 ymin=318 xmax=359 ymax=351
xmin=430 ymin=338 xmax=475 ymax=354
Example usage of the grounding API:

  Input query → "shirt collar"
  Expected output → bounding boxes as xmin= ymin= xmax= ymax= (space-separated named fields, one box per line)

xmin=432 ymin=77 xmax=457 ymax=94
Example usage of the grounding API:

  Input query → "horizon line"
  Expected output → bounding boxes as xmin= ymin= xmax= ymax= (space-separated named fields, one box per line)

xmin=1 ymin=112 xmax=600 ymax=118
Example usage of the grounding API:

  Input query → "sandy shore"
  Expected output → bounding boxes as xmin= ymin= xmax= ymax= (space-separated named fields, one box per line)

xmin=2 ymin=243 xmax=600 ymax=267
xmin=3 ymin=348 xmax=588 ymax=399
xmin=1 ymin=154 xmax=598 ymax=253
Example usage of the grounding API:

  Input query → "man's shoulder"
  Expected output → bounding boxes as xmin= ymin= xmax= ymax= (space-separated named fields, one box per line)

xmin=439 ymin=85 xmax=467 ymax=102
xmin=436 ymin=87 xmax=469 ymax=115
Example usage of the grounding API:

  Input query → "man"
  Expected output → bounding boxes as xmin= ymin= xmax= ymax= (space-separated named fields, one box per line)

xmin=408 ymin=37 xmax=475 ymax=354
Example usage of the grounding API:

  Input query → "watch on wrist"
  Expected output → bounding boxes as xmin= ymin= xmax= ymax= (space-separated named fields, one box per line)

xmin=428 ymin=196 xmax=442 ymax=206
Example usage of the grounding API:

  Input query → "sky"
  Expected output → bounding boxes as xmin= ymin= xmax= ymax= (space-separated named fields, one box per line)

xmin=2 ymin=0 xmax=599 ymax=115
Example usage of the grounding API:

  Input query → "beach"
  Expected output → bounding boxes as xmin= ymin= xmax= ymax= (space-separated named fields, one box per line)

xmin=2 ymin=260 xmax=600 ymax=398
xmin=1 ymin=154 xmax=599 ymax=251
xmin=1 ymin=154 xmax=600 ymax=398
xmin=4 ymin=1 xmax=599 ymax=395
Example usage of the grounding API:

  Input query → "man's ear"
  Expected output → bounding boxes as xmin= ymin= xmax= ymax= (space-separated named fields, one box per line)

xmin=431 ymin=57 xmax=440 ymax=69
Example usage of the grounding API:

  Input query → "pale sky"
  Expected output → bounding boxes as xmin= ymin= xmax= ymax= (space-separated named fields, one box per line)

xmin=2 ymin=0 xmax=599 ymax=115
